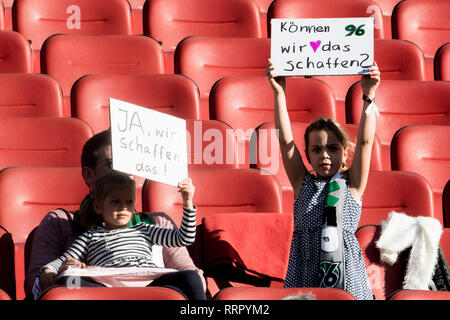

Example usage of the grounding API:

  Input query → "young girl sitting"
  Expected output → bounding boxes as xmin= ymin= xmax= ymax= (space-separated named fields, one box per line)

xmin=266 ymin=60 xmax=380 ymax=300
xmin=40 ymin=170 xmax=205 ymax=300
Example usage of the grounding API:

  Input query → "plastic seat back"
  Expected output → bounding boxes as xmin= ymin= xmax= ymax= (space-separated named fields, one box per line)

xmin=267 ymin=0 xmax=384 ymax=39
xmin=0 ymin=289 xmax=11 ymax=300
xmin=186 ymin=119 xmax=241 ymax=169
xmin=12 ymin=0 xmax=132 ymax=72
xmin=361 ymin=171 xmax=435 ymax=226
xmin=391 ymin=125 xmax=450 ymax=226
xmin=389 ymin=290 xmax=450 ymax=300
xmin=142 ymin=168 xmax=283 ymax=268
xmin=210 ymin=76 xmax=337 ymax=144
xmin=39 ymin=286 xmax=186 ymax=300
xmin=435 ymin=42 xmax=450 ymax=81
xmin=392 ymin=0 xmax=450 ymax=80
xmin=214 ymin=287 xmax=356 ymax=300
xmin=0 ymin=117 xmax=93 ymax=169
xmin=346 ymin=80 xmax=450 ymax=170
xmin=0 ymin=30 xmax=32 ymax=72
xmin=143 ymin=168 xmax=283 ymax=227
xmin=0 ymin=167 xmax=88 ymax=300
xmin=356 ymin=224 xmax=408 ymax=300
xmin=312 ymin=39 xmax=426 ymax=123
xmin=175 ymin=36 xmax=270 ymax=120
xmin=143 ymin=0 xmax=262 ymax=73
xmin=41 ymin=34 xmax=165 ymax=117
xmin=0 ymin=73 xmax=63 ymax=117
xmin=72 ymin=74 xmax=201 ymax=134
xmin=253 ymin=121 xmax=383 ymax=213
xmin=211 ymin=76 xmax=337 ymax=167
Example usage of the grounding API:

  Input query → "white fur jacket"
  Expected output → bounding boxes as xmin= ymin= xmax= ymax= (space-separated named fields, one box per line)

xmin=376 ymin=211 xmax=443 ymax=290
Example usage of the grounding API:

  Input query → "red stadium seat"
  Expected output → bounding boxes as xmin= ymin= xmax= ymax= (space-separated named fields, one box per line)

xmin=253 ymin=121 xmax=383 ymax=213
xmin=41 ymin=34 xmax=165 ymax=117
xmin=143 ymin=0 xmax=262 ymax=73
xmin=0 ymin=167 xmax=88 ymax=300
xmin=312 ymin=39 xmax=426 ymax=122
xmin=346 ymin=80 xmax=450 ymax=170
xmin=72 ymin=74 xmax=201 ymax=133
xmin=185 ymin=119 xmax=241 ymax=169
xmin=39 ymin=286 xmax=186 ymax=300
xmin=0 ymin=30 xmax=31 ymax=72
xmin=392 ymin=0 xmax=450 ymax=80
xmin=0 ymin=226 xmax=14 ymax=299
xmin=361 ymin=171 xmax=435 ymax=226
xmin=214 ymin=287 xmax=356 ymax=300
xmin=435 ymin=42 xmax=450 ymax=81
xmin=142 ymin=168 xmax=283 ymax=227
xmin=12 ymin=0 xmax=132 ymax=73
xmin=267 ymin=0 xmax=384 ymax=39
xmin=0 ymin=117 xmax=93 ymax=168
xmin=356 ymin=224 xmax=408 ymax=300
xmin=0 ymin=73 xmax=63 ymax=117
xmin=3 ymin=0 xmax=12 ymax=31
xmin=175 ymin=36 xmax=270 ymax=120
xmin=388 ymin=289 xmax=450 ymax=300
xmin=210 ymin=76 xmax=337 ymax=165
xmin=142 ymin=168 xmax=283 ymax=268
xmin=391 ymin=125 xmax=450 ymax=226
xmin=0 ymin=289 xmax=11 ymax=300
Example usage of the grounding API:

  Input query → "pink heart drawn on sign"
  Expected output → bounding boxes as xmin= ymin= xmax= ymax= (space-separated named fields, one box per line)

xmin=310 ymin=40 xmax=321 ymax=53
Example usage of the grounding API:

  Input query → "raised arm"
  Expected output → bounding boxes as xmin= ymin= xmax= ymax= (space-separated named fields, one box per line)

xmin=146 ymin=178 xmax=196 ymax=247
xmin=349 ymin=62 xmax=381 ymax=200
xmin=266 ymin=59 xmax=307 ymax=198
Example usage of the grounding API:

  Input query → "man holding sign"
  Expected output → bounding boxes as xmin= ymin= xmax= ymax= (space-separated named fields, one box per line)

xmin=270 ymin=18 xmax=374 ymax=76
xmin=267 ymin=17 xmax=380 ymax=300
xmin=26 ymin=123 xmax=206 ymax=299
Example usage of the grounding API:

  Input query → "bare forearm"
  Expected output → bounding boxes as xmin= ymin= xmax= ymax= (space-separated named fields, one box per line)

xmin=274 ymin=91 xmax=294 ymax=148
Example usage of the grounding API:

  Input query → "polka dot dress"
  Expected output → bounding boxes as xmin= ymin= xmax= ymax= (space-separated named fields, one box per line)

xmin=284 ymin=171 xmax=373 ymax=300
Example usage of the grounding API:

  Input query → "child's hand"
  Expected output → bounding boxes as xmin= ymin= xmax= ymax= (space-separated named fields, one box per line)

xmin=360 ymin=61 xmax=381 ymax=98
xmin=178 ymin=178 xmax=195 ymax=209
xmin=266 ymin=59 xmax=286 ymax=94
xmin=39 ymin=269 xmax=56 ymax=291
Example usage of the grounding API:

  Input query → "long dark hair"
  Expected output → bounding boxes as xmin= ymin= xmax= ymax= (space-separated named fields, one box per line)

xmin=79 ymin=170 xmax=136 ymax=229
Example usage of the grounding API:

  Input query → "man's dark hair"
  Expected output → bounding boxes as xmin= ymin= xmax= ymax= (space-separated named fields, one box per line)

xmin=81 ymin=129 xmax=112 ymax=169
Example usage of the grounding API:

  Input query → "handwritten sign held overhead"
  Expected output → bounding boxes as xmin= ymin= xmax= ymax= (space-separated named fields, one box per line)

xmin=109 ymin=98 xmax=188 ymax=187
xmin=271 ymin=18 xmax=374 ymax=76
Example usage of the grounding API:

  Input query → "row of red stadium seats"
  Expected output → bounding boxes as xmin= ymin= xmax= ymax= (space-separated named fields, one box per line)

xmin=0 ymin=166 xmax=449 ymax=299
xmin=0 ymin=71 xmax=447 ymax=165
xmin=0 ymin=33 xmax=448 ymax=116
xmin=3 ymin=285 xmax=450 ymax=300
xmin=0 ymin=0 xmax=448 ymax=304
xmin=0 ymin=0 xmax=448 ymax=77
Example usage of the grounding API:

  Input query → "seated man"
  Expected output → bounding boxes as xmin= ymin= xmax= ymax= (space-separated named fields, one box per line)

xmin=25 ymin=129 xmax=205 ymax=299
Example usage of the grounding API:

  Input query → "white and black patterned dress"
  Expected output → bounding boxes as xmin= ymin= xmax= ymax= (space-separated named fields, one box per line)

xmin=284 ymin=171 xmax=373 ymax=300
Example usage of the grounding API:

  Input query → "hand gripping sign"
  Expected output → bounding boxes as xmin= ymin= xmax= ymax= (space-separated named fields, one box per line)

xmin=270 ymin=18 xmax=374 ymax=76
xmin=109 ymin=98 xmax=188 ymax=187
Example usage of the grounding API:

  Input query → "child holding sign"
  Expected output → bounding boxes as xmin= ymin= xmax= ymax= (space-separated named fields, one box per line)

xmin=40 ymin=171 xmax=205 ymax=300
xmin=266 ymin=59 xmax=380 ymax=300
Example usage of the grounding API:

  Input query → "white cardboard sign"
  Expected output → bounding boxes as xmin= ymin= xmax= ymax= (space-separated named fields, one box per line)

xmin=270 ymin=18 xmax=374 ymax=76
xmin=109 ymin=98 xmax=188 ymax=187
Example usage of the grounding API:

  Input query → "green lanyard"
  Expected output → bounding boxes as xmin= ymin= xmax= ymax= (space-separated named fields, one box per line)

xmin=128 ymin=213 xmax=154 ymax=226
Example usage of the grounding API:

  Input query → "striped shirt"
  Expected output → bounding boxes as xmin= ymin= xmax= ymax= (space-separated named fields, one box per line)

xmin=43 ymin=206 xmax=196 ymax=274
